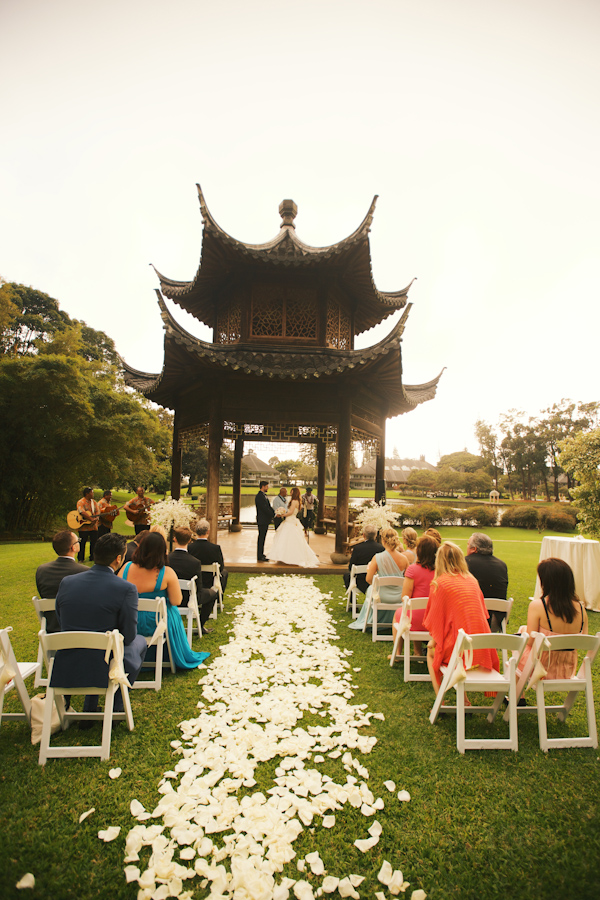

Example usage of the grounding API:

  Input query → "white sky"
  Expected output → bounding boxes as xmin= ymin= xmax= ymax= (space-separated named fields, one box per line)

xmin=1 ymin=0 xmax=599 ymax=463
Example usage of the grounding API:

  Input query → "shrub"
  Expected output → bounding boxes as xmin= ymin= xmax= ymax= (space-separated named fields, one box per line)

xmin=538 ymin=508 xmax=577 ymax=532
xmin=412 ymin=503 xmax=444 ymax=529
xmin=464 ymin=505 xmax=498 ymax=528
xmin=442 ymin=508 xmax=461 ymax=526
xmin=501 ymin=506 xmax=539 ymax=529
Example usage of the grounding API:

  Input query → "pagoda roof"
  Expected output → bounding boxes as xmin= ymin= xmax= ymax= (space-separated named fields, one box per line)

xmin=152 ymin=185 xmax=414 ymax=334
xmin=122 ymin=295 xmax=443 ymax=419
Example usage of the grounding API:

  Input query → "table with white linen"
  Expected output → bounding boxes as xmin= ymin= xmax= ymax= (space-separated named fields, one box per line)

xmin=533 ymin=536 xmax=600 ymax=611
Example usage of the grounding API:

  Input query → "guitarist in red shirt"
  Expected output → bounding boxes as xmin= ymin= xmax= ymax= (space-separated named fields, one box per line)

xmin=124 ymin=486 xmax=155 ymax=535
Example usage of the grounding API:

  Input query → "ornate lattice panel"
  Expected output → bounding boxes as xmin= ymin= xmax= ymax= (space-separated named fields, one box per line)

xmin=353 ymin=405 xmax=380 ymax=427
xmin=179 ymin=424 xmax=209 ymax=449
xmin=251 ymin=296 xmax=283 ymax=337
xmin=286 ymin=294 xmax=317 ymax=338
xmin=351 ymin=427 xmax=380 ymax=456
xmin=225 ymin=421 xmax=338 ymax=444
xmin=216 ymin=303 xmax=241 ymax=343
xmin=251 ymin=285 xmax=318 ymax=340
xmin=326 ymin=302 xmax=351 ymax=349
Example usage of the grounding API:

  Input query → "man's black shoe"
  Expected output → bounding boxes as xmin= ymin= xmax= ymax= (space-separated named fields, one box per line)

xmin=202 ymin=626 xmax=214 ymax=635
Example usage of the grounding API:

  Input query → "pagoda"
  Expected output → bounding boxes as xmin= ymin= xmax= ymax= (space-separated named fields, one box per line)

xmin=122 ymin=186 xmax=443 ymax=553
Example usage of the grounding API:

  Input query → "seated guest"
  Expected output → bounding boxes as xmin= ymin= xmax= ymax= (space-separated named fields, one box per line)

xmin=401 ymin=528 xmax=419 ymax=565
xmin=168 ymin=526 xmax=218 ymax=635
xmin=150 ymin=524 xmax=168 ymax=542
xmin=424 ymin=528 xmax=442 ymax=547
xmin=35 ymin=531 xmax=89 ymax=632
xmin=188 ymin=518 xmax=229 ymax=598
xmin=120 ymin=530 xmax=150 ymax=571
xmin=466 ymin=532 xmax=509 ymax=631
xmin=120 ymin=532 xmax=210 ymax=670
xmin=424 ymin=542 xmax=499 ymax=695
xmin=349 ymin=527 xmax=409 ymax=631
xmin=53 ymin=533 xmax=148 ymax=714
xmin=391 ymin=533 xmax=438 ymax=659
xmin=343 ymin=524 xmax=384 ymax=596
xmin=517 ymin=558 xmax=588 ymax=682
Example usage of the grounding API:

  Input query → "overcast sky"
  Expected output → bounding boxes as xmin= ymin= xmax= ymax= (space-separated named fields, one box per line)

xmin=2 ymin=0 xmax=598 ymax=464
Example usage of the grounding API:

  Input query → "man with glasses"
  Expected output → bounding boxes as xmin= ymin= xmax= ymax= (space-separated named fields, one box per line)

xmin=35 ymin=531 xmax=89 ymax=632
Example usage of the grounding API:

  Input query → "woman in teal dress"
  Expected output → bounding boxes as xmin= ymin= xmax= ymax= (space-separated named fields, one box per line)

xmin=349 ymin=527 xmax=409 ymax=631
xmin=120 ymin=532 xmax=210 ymax=670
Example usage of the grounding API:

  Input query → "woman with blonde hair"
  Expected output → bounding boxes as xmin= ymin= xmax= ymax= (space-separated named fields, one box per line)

xmin=401 ymin=527 xmax=418 ymax=565
xmin=423 ymin=541 xmax=498 ymax=694
xmin=349 ymin=527 xmax=409 ymax=631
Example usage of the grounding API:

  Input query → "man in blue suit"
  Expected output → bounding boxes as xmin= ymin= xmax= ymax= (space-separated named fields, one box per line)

xmin=53 ymin=532 xmax=147 ymax=713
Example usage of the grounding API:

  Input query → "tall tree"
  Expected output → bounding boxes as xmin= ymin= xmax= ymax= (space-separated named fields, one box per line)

xmin=475 ymin=420 xmax=500 ymax=488
xmin=538 ymin=399 xmax=600 ymax=500
xmin=559 ymin=428 xmax=600 ymax=538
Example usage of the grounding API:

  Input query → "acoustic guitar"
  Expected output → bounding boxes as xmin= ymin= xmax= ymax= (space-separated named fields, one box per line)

xmin=66 ymin=510 xmax=100 ymax=530
xmin=125 ymin=499 xmax=153 ymax=525
xmin=98 ymin=504 xmax=126 ymax=528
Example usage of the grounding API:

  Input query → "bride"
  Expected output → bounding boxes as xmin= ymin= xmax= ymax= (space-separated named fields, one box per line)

xmin=269 ymin=487 xmax=319 ymax=567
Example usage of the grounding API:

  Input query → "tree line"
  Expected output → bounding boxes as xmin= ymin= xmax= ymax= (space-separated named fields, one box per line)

xmin=0 ymin=280 xmax=172 ymax=534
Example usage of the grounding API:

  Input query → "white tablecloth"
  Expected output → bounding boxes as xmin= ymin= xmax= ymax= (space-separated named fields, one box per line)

xmin=533 ymin=536 xmax=600 ymax=611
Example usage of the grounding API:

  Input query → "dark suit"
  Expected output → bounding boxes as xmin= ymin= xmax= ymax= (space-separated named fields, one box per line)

xmin=188 ymin=538 xmax=228 ymax=594
xmin=52 ymin=565 xmax=147 ymax=706
xmin=167 ymin=549 xmax=217 ymax=625
xmin=255 ymin=490 xmax=275 ymax=560
xmin=466 ymin=552 xmax=509 ymax=629
xmin=35 ymin=557 xmax=89 ymax=632
xmin=343 ymin=539 xmax=385 ymax=595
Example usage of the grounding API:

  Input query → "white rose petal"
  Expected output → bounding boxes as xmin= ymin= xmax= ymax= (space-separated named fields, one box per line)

xmin=179 ymin=847 xmax=195 ymax=860
xmin=108 ymin=768 xmax=121 ymax=779
xmin=388 ymin=870 xmax=408 ymax=895
xmin=322 ymin=877 xmax=339 ymax=893
xmin=79 ymin=808 xmax=95 ymax=823
xmin=124 ymin=865 xmax=140 ymax=883
xmin=98 ymin=826 xmax=121 ymax=842
xmin=294 ymin=881 xmax=314 ymax=900
xmin=322 ymin=815 xmax=335 ymax=828
xmin=16 ymin=874 xmax=35 ymax=890
xmin=383 ymin=781 xmax=396 ymax=792
xmin=349 ymin=875 xmax=364 ymax=887
xmin=338 ymin=877 xmax=359 ymax=899
xmin=297 ymin=860 xmax=306 ymax=872
xmin=376 ymin=893 xmax=386 ymax=900
xmin=130 ymin=800 xmax=146 ymax=817
xmin=360 ymin=803 xmax=375 ymax=816
xmin=378 ymin=861 xmax=393 ymax=885
xmin=411 ymin=892 xmax=427 ymax=900
xmin=354 ymin=836 xmax=378 ymax=852
xmin=397 ymin=791 xmax=411 ymax=802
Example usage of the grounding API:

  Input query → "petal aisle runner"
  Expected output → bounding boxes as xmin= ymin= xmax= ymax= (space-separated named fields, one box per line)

xmin=121 ymin=576 xmax=426 ymax=900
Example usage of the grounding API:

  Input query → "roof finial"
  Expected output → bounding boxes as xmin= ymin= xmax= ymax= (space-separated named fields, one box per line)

xmin=279 ymin=199 xmax=297 ymax=229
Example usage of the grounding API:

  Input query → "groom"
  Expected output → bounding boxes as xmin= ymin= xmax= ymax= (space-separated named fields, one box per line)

xmin=255 ymin=481 xmax=275 ymax=562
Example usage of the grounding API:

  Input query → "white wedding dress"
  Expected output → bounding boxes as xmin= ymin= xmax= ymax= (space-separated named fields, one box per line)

xmin=269 ymin=500 xmax=319 ymax=567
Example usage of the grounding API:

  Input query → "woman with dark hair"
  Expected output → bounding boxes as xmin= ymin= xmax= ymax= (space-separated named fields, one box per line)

xmin=269 ymin=486 xmax=319 ymax=567
xmin=423 ymin=541 xmax=498 ymax=695
xmin=120 ymin=532 xmax=210 ymax=669
xmin=390 ymin=533 xmax=438 ymax=659
xmin=517 ymin=558 xmax=587 ymax=680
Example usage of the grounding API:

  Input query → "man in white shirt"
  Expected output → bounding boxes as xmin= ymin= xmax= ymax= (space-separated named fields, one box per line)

xmin=272 ymin=486 xmax=288 ymax=530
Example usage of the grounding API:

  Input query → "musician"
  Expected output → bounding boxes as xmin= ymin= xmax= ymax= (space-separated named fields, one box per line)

xmin=97 ymin=489 xmax=119 ymax=537
xmin=76 ymin=487 xmax=99 ymax=562
xmin=124 ymin=486 xmax=154 ymax=534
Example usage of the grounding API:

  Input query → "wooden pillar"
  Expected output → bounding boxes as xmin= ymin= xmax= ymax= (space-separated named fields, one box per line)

xmin=231 ymin=435 xmax=244 ymax=532
xmin=335 ymin=397 xmax=351 ymax=554
xmin=375 ymin=416 xmax=386 ymax=504
xmin=170 ymin=409 xmax=182 ymax=500
xmin=206 ymin=393 xmax=223 ymax=543
xmin=315 ymin=438 xmax=326 ymax=534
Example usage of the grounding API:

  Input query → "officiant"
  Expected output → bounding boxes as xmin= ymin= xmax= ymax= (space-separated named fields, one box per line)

xmin=272 ymin=486 xmax=288 ymax=530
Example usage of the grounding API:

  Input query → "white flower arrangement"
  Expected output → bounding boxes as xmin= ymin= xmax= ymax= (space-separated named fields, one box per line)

xmin=354 ymin=500 xmax=400 ymax=533
xmin=148 ymin=498 xmax=195 ymax=532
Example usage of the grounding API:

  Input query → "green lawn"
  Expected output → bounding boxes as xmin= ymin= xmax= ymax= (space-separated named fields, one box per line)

xmin=1 ymin=530 xmax=599 ymax=900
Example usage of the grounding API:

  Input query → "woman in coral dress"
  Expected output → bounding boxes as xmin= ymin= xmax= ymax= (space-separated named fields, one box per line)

xmin=423 ymin=542 xmax=499 ymax=695
xmin=517 ymin=557 xmax=587 ymax=681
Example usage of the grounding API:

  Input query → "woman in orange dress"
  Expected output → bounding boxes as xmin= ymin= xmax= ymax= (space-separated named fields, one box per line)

xmin=517 ymin=558 xmax=587 ymax=681
xmin=423 ymin=542 xmax=499 ymax=695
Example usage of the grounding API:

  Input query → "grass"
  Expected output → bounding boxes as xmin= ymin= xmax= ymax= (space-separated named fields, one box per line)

xmin=1 ymin=530 xmax=600 ymax=900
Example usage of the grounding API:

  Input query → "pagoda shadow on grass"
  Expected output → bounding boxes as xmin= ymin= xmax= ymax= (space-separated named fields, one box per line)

xmin=122 ymin=187 xmax=443 ymax=555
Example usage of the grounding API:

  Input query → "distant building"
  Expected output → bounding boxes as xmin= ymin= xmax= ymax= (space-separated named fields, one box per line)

xmin=241 ymin=453 xmax=280 ymax=486
xmin=351 ymin=456 xmax=436 ymax=490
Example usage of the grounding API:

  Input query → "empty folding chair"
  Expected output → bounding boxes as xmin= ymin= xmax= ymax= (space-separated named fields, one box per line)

xmin=38 ymin=629 xmax=134 ymax=763
xmin=132 ymin=597 xmax=173 ymax=690
xmin=371 ymin=575 xmax=405 ymax=642
xmin=484 ymin=598 xmax=514 ymax=666
xmin=345 ymin=565 xmax=369 ymax=619
xmin=31 ymin=597 xmax=57 ymax=687
xmin=0 ymin=627 xmax=40 ymax=729
xmin=429 ymin=628 xmax=529 ymax=753
xmin=177 ymin=576 xmax=201 ymax=643
xmin=202 ymin=563 xmax=224 ymax=618
xmin=389 ymin=596 xmax=432 ymax=682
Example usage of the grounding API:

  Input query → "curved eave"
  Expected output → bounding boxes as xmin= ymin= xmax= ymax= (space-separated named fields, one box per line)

xmin=152 ymin=187 xmax=411 ymax=331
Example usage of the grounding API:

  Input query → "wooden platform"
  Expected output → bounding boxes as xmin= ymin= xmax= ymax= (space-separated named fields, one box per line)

xmin=217 ymin=526 xmax=347 ymax=576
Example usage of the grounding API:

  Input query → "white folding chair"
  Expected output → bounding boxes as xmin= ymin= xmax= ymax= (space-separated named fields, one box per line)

xmin=177 ymin=576 xmax=201 ymax=642
xmin=389 ymin=597 xmax=431 ymax=682
xmin=32 ymin=597 xmax=57 ymax=687
xmin=345 ymin=565 xmax=369 ymax=619
xmin=38 ymin=629 xmax=134 ymax=764
xmin=371 ymin=575 xmax=405 ymax=642
xmin=429 ymin=628 xmax=529 ymax=753
xmin=132 ymin=597 xmax=173 ymax=690
xmin=201 ymin=563 xmax=223 ymax=618
xmin=484 ymin=598 xmax=514 ymax=667
xmin=504 ymin=630 xmax=600 ymax=751
xmin=0 ymin=627 xmax=40 ymax=729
